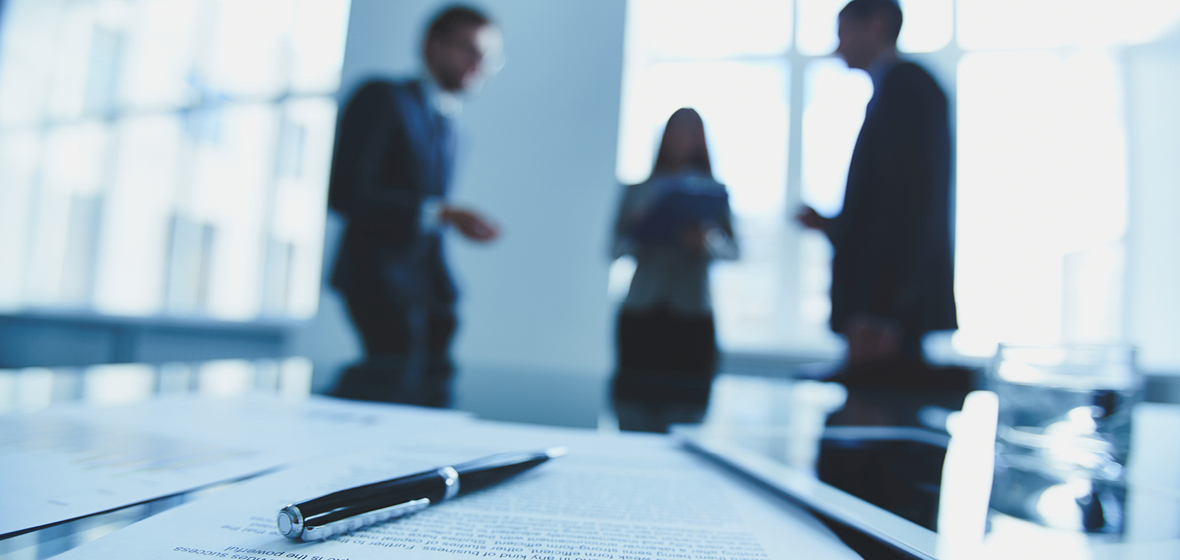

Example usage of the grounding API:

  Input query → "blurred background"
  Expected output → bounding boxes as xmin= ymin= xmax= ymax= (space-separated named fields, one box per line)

xmin=2 ymin=0 xmax=1180 ymax=426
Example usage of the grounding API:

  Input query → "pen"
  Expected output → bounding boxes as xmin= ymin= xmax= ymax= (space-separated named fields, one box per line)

xmin=277 ymin=447 xmax=567 ymax=541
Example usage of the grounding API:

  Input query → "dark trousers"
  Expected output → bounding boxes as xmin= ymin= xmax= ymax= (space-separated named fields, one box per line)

xmin=332 ymin=294 xmax=456 ymax=408
xmin=611 ymin=306 xmax=717 ymax=433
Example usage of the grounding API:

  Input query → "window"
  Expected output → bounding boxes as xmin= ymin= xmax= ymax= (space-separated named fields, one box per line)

xmin=0 ymin=0 xmax=351 ymax=321
xmin=616 ymin=0 xmax=1180 ymax=359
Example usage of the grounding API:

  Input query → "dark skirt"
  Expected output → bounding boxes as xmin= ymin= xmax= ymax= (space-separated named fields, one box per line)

xmin=611 ymin=305 xmax=717 ymax=407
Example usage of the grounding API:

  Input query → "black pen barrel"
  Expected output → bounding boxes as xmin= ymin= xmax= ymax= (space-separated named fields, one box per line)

xmin=279 ymin=448 xmax=564 ymax=540
xmin=455 ymin=454 xmax=551 ymax=496
xmin=296 ymin=470 xmax=449 ymax=519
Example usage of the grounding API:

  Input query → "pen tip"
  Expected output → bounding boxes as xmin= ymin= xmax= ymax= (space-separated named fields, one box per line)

xmin=546 ymin=446 xmax=569 ymax=459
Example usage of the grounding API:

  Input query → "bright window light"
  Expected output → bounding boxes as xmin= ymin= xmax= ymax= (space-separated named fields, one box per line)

xmin=957 ymin=0 xmax=1180 ymax=51
xmin=94 ymin=115 xmax=183 ymax=316
xmin=797 ymin=59 xmax=872 ymax=332
xmin=0 ymin=1 xmax=57 ymax=126
xmin=269 ymin=97 xmax=339 ymax=318
xmin=796 ymin=0 xmax=845 ymax=56
xmin=83 ymin=364 xmax=157 ymax=406
xmin=620 ymin=0 xmax=1158 ymax=361
xmin=954 ymin=49 xmax=1127 ymax=356
xmin=629 ymin=0 xmax=793 ymax=60
xmin=279 ymin=356 xmax=314 ymax=399
xmin=291 ymin=0 xmax=352 ymax=91
xmin=198 ymin=360 xmax=256 ymax=397
xmin=711 ymin=216 xmax=793 ymax=349
xmin=898 ymin=0 xmax=954 ymax=53
xmin=14 ymin=368 xmax=56 ymax=412
xmin=799 ymin=0 xmax=953 ymax=56
xmin=616 ymin=60 xmax=788 ymax=216
xmin=800 ymin=58 xmax=872 ymax=216
xmin=119 ymin=0 xmax=201 ymax=109
xmin=47 ymin=6 xmax=98 ymax=120
xmin=26 ymin=123 xmax=109 ymax=306
xmin=206 ymin=0 xmax=292 ymax=97
xmin=192 ymin=104 xmax=277 ymax=320
xmin=0 ymin=0 xmax=350 ymax=321
xmin=0 ymin=370 xmax=15 ymax=413
xmin=0 ymin=132 xmax=39 ymax=310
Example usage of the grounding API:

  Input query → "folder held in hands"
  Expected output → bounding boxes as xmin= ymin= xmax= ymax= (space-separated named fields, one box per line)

xmin=630 ymin=177 xmax=729 ymax=246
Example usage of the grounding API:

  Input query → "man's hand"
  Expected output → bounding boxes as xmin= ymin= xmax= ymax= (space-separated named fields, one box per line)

xmin=844 ymin=314 xmax=903 ymax=365
xmin=440 ymin=206 xmax=500 ymax=242
xmin=680 ymin=225 xmax=709 ymax=254
xmin=795 ymin=205 xmax=829 ymax=231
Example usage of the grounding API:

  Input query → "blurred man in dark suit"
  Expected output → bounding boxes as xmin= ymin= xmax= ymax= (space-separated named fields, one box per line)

xmin=328 ymin=5 xmax=501 ymax=407
xmin=797 ymin=0 xmax=957 ymax=372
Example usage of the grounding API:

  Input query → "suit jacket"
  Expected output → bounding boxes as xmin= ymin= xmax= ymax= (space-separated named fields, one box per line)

xmin=328 ymin=79 xmax=458 ymax=307
xmin=825 ymin=61 xmax=957 ymax=334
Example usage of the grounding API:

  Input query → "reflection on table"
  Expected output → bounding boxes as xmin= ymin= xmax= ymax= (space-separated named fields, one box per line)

xmin=695 ymin=373 xmax=1180 ymax=559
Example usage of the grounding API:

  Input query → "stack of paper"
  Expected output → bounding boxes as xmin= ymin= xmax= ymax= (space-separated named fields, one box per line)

xmin=0 ymin=395 xmax=472 ymax=537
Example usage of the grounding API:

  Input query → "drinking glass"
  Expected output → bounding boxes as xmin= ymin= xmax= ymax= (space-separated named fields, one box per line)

xmin=986 ymin=344 xmax=1143 ymax=533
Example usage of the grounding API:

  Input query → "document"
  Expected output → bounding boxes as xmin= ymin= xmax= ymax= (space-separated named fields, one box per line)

xmin=0 ymin=395 xmax=472 ymax=537
xmin=55 ymin=420 xmax=859 ymax=560
xmin=630 ymin=176 xmax=729 ymax=246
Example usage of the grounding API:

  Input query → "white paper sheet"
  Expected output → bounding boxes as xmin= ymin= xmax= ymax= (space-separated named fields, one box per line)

xmin=54 ymin=420 xmax=859 ymax=560
xmin=0 ymin=395 xmax=473 ymax=537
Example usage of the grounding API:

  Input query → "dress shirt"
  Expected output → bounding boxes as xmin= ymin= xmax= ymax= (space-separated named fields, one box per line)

xmin=420 ymin=70 xmax=463 ymax=119
xmin=418 ymin=71 xmax=463 ymax=231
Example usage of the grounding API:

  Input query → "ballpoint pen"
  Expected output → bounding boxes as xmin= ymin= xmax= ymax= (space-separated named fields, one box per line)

xmin=277 ymin=447 xmax=567 ymax=541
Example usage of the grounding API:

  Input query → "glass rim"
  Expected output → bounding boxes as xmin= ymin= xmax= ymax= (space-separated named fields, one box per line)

xmin=993 ymin=343 xmax=1138 ymax=363
xmin=994 ymin=342 xmax=1137 ymax=352
xmin=988 ymin=343 xmax=1141 ymax=388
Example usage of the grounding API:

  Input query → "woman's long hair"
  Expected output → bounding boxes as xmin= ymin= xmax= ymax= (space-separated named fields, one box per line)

xmin=651 ymin=108 xmax=713 ymax=179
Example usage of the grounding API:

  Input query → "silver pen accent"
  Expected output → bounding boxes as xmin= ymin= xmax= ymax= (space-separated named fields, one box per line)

xmin=279 ymin=499 xmax=430 ymax=541
xmin=438 ymin=466 xmax=460 ymax=501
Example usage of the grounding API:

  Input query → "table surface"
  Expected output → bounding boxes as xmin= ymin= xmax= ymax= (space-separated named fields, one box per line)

xmin=690 ymin=375 xmax=1180 ymax=560
xmin=3 ymin=370 xmax=1179 ymax=560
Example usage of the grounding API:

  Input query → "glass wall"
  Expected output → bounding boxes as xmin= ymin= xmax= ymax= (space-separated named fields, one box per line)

xmin=616 ymin=0 xmax=1180 ymax=359
xmin=0 ymin=0 xmax=351 ymax=321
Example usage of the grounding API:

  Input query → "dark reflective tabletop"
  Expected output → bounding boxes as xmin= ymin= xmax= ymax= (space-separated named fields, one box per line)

xmin=684 ymin=374 xmax=1180 ymax=560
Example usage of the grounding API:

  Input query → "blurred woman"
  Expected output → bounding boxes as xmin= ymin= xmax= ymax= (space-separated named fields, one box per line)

xmin=609 ymin=108 xmax=738 ymax=433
